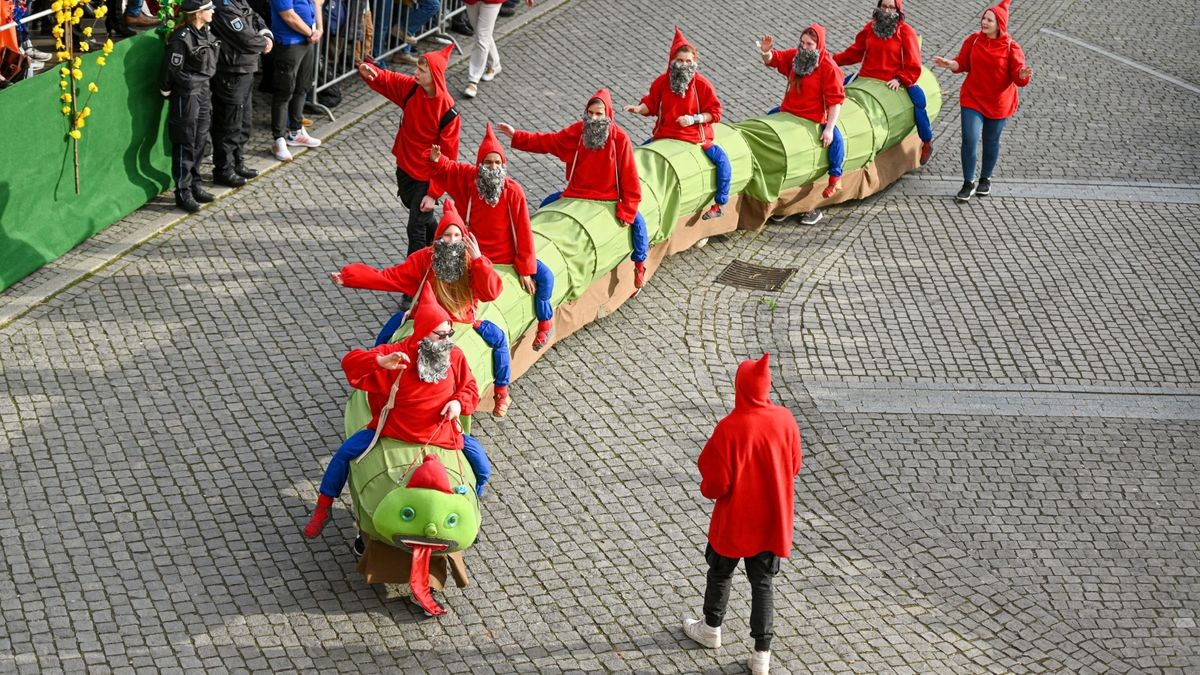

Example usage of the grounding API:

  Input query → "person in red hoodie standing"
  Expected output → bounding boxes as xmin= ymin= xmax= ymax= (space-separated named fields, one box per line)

xmin=933 ymin=0 xmax=1033 ymax=202
xmin=331 ymin=200 xmax=513 ymax=415
xmin=357 ymin=44 xmax=462 ymax=255
xmin=303 ymin=283 xmax=491 ymax=538
xmin=759 ymin=24 xmax=846 ymax=226
xmin=495 ymin=89 xmax=650 ymax=292
xmin=424 ymin=124 xmax=558 ymax=356
xmin=682 ymin=353 xmax=802 ymax=675
xmin=624 ymin=27 xmax=731 ymax=221
xmin=833 ymin=0 xmax=933 ymax=165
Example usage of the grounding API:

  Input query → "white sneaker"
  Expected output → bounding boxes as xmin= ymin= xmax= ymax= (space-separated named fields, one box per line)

xmin=768 ymin=214 xmax=790 ymax=223
xmin=480 ymin=65 xmax=501 ymax=82
xmin=24 ymin=46 xmax=53 ymax=61
xmin=682 ymin=618 xmax=721 ymax=649
xmin=286 ymin=128 xmax=321 ymax=148
xmin=272 ymin=137 xmax=293 ymax=162
xmin=799 ymin=209 xmax=823 ymax=225
xmin=749 ymin=650 xmax=771 ymax=674
xmin=463 ymin=82 xmax=478 ymax=99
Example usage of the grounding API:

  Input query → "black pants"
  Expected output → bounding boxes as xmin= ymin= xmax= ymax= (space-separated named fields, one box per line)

xmin=271 ymin=42 xmax=315 ymax=140
xmin=168 ymin=86 xmax=212 ymax=196
xmin=211 ymin=70 xmax=255 ymax=175
xmin=703 ymin=543 xmax=780 ymax=652
xmin=395 ymin=166 xmax=436 ymax=256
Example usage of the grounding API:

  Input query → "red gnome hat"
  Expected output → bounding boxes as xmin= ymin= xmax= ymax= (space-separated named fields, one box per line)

xmin=410 ymin=282 xmax=452 ymax=342
xmin=988 ymin=0 xmax=1010 ymax=35
xmin=420 ymin=43 xmax=456 ymax=102
xmin=476 ymin=122 xmax=507 ymax=165
xmin=669 ymin=26 xmax=696 ymax=67
xmin=433 ymin=197 xmax=469 ymax=239
xmin=734 ymin=353 xmax=773 ymax=410
xmin=407 ymin=454 xmax=453 ymax=494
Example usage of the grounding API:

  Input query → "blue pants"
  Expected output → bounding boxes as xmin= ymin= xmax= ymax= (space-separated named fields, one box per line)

xmin=907 ymin=85 xmax=933 ymax=143
xmin=822 ymin=124 xmax=845 ymax=178
xmin=319 ymin=428 xmax=491 ymax=498
xmin=540 ymin=192 xmax=649 ymax=264
xmin=532 ymin=259 xmax=555 ymax=322
xmin=703 ymin=144 xmax=732 ymax=206
xmin=473 ymin=319 xmax=511 ymax=388
xmin=960 ymin=107 xmax=1008 ymax=183
xmin=399 ymin=0 xmax=440 ymax=54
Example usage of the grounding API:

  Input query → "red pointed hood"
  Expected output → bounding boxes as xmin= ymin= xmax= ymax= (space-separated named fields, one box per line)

xmin=585 ymin=88 xmax=615 ymax=120
xmin=734 ymin=353 xmax=773 ymax=410
xmin=420 ymin=44 xmax=455 ymax=103
xmin=407 ymin=454 xmax=453 ymax=494
xmin=410 ymin=282 xmax=451 ymax=342
xmin=987 ymin=0 xmax=1010 ymax=35
xmin=476 ymin=122 xmax=506 ymax=165
xmin=802 ymin=23 xmax=828 ymax=54
xmin=886 ymin=0 xmax=904 ymax=15
xmin=669 ymin=26 xmax=695 ymax=68
xmin=433 ymin=198 xmax=468 ymax=239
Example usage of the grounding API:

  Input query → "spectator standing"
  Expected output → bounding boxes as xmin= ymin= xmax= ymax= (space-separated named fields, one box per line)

xmin=210 ymin=0 xmax=273 ymax=186
xmin=393 ymin=0 xmax=437 ymax=67
xmin=460 ymin=0 xmax=530 ymax=99
xmin=158 ymin=0 xmax=219 ymax=213
xmin=933 ymin=0 xmax=1033 ymax=202
xmin=269 ymin=0 xmax=323 ymax=161
xmin=682 ymin=354 xmax=803 ymax=675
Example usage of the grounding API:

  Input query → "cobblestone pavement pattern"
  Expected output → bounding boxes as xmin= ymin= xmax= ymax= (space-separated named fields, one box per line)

xmin=2 ymin=0 xmax=1199 ymax=672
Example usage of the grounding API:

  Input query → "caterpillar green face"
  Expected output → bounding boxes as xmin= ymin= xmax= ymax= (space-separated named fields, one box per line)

xmin=372 ymin=485 xmax=479 ymax=554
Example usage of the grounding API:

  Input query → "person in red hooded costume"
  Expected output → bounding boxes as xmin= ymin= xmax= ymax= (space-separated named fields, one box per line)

xmin=330 ymin=199 xmax=512 ymax=414
xmin=682 ymin=354 xmax=802 ymax=675
xmin=303 ymin=283 xmax=491 ymax=538
xmin=933 ymin=0 xmax=1033 ymax=202
xmin=357 ymin=44 xmax=462 ymax=256
xmin=496 ymin=89 xmax=652 ymax=292
xmin=833 ymin=0 xmax=934 ymax=165
xmin=624 ymin=27 xmax=732 ymax=221
xmin=759 ymin=24 xmax=846 ymax=226
xmin=422 ymin=124 xmax=558 ymax=353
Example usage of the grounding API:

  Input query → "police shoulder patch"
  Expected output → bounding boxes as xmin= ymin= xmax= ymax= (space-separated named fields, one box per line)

xmin=170 ymin=53 xmax=184 ymax=67
xmin=231 ymin=17 xmax=244 ymax=31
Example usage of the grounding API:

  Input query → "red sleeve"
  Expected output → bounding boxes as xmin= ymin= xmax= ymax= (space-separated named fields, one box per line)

xmin=697 ymin=77 xmax=722 ymax=124
xmin=953 ymin=34 xmax=975 ymax=73
xmin=507 ymin=183 xmax=537 ymax=276
xmin=768 ymin=48 xmax=797 ymax=78
xmin=789 ymin=419 xmax=803 ymax=476
xmin=833 ymin=25 xmax=869 ymax=66
xmin=428 ymin=113 xmax=462 ymax=198
xmin=898 ymin=24 xmax=923 ymax=87
xmin=451 ymin=351 xmax=479 ymax=415
xmin=822 ymin=60 xmax=846 ymax=107
xmin=639 ymin=76 xmax=662 ymax=116
xmin=614 ymin=131 xmax=641 ymax=224
xmin=342 ymin=343 xmax=407 ymax=394
xmin=1009 ymin=41 xmax=1031 ymax=87
xmin=340 ymin=256 xmax=425 ymax=294
xmin=428 ymin=156 xmax=477 ymax=201
xmin=697 ymin=425 xmax=732 ymax=500
xmin=362 ymin=66 xmax=418 ymax=107
xmin=511 ymin=127 xmax=574 ymax=162
xmin=469 ymin=256 xmax=503 ymax=302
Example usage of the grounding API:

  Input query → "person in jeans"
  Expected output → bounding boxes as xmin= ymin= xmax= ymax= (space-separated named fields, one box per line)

xmin=269 ymin=0 xmax=322 ymax=161
xmin=393 ymin=0 xmax=438 ymax=66
xmin=683 ymin=353 xmax=803 ymax=675
xmin=933 ymin=0 xmax=1033 ymax=202
xmin=460 ymin=0 xmax=530 ymax=99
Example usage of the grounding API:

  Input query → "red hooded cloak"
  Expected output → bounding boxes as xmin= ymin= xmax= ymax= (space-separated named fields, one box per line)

xmin=766 ymin=24 xmax=847 ymax=124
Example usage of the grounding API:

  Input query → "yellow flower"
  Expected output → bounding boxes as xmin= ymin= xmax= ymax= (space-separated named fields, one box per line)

xmin=52 ymin=26 xmax=64 ymax=38
xmin=73 ymin=56 xmax=82 ymax=67
xmin=82 ymin=106 xmax=92 ymax=117
xmin=74 ymin=117 xmax=85 ymax=128
xmin=88 ymin=82 xmax=98 ymax=93
xmin=62 ymin=106 xmax=71 ymax=115
xmin=82 ymin=27 xmax=92 ymax=37
xmin=80 ymin=41 xmax=90 ymax=52
xmin=96 ymin=56 xmax=106 ymax=66
xmin=61 ymin=93 xmax=72 ymax=103
xmin=95 ymin=6 xmax=107 ymax=17
xmin=69 ymin=129 xmax=82 ymax=140
xmin=72 ymin=68 xmax=83 ymax=80
xmin=60 ymin=66 xmax=70 ymax=77
xmin=72 ymin=8 xmax=83 ymax=20
xmin=102 ymin=40 xmax=114 ymax=55
xmin=60 ymin=80 xmax=69 ymax=89
xmin=50 ymin=0 xmax=61 ymax=10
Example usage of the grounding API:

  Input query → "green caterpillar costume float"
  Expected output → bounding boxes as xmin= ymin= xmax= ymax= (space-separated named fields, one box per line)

xmin=340 ymin=68 xmax=941 ymax=612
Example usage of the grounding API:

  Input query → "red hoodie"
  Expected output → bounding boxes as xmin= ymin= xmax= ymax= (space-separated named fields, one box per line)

xmin=833 ymin=0 xmax=923 ymax=88
xmin=360 ymin=44 xmax=462 ymax=185
xmin=952 ymin=0 xmax=1031 ymax=119
xmin=339 ymin=199 xmax=503 ymax=324
xmin=639 ymin=27 xmax=724 ymax=146
xmin=427 ymin=123 xmax=537 ymax=276
xmin=766 ymin=24 xmax=846 ymax=124
xmin=510 ymin=88 xmax=642 ymax=224
xmin=341 ymin=284 xmax=479 ymax=450
xmin=698 ymin=354 xmax=803 ymax=558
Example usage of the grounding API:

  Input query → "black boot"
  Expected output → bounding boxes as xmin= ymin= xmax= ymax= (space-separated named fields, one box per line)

xmin=192 ymin=185 xmax=216 ymax=203
xmin=450 ymin=13 xmax=473 ymax=36
xmin=213 ymin=170 xmax=247 ymax=188
xmin=176 ymin=191 xmax=201 ymax=212
xmin=234 ymin=163 xmax=259 ymax=178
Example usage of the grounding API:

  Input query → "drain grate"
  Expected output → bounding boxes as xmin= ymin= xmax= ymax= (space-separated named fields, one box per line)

xmin=716 ymin=260 xmax=797 ymax=291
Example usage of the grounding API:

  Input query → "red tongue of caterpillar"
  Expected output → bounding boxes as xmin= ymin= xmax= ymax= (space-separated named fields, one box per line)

xmin=409 ymin=542 xmax=449 ymax=616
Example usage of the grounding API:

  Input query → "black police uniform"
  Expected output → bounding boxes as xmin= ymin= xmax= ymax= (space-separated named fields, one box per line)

xmin=210 ymin=0 xmax=272 ymax=184
xmin=158 ymin=16 xmax=219 ymax=210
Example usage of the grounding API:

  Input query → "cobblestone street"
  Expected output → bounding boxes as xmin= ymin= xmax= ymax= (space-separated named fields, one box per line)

xmin=2 ymin=0 xmax=1198 ymax=672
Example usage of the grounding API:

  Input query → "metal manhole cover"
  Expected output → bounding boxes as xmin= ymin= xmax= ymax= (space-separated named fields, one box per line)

xmin=716 ymin=260 xmax=797 ymax=291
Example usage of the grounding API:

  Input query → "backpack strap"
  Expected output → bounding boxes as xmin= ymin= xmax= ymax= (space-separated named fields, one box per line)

xmin=438 ymin=106 xmax=459 ymax=132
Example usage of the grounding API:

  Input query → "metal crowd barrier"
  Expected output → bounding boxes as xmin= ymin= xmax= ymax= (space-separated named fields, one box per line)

xmin=311 ymin=0 xmax=468 ymax=121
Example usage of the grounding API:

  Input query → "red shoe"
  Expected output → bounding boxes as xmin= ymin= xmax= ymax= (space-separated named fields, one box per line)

xmin=701 ymin=204 xmax=723 ymax=220
xmin=533 ymin=319 xmax=554 ymax=352
xmin=821 ymin=176 xmax=840 ymax=199
xmin=492 ymin=387 xmax=511 ymax=417
xmin=304 ymin=494 xmax=334 ymax=538
xmin=920 ymin=141 xmax=932 ymax=166
xmin=633 ymin=262 xmax=647 ymax=289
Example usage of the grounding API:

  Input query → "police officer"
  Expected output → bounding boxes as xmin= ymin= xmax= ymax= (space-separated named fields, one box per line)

xmin=210 ymin=0 xmax=273 ymax=187
xmin=159 ymin=0 xmax=220 ymax=213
